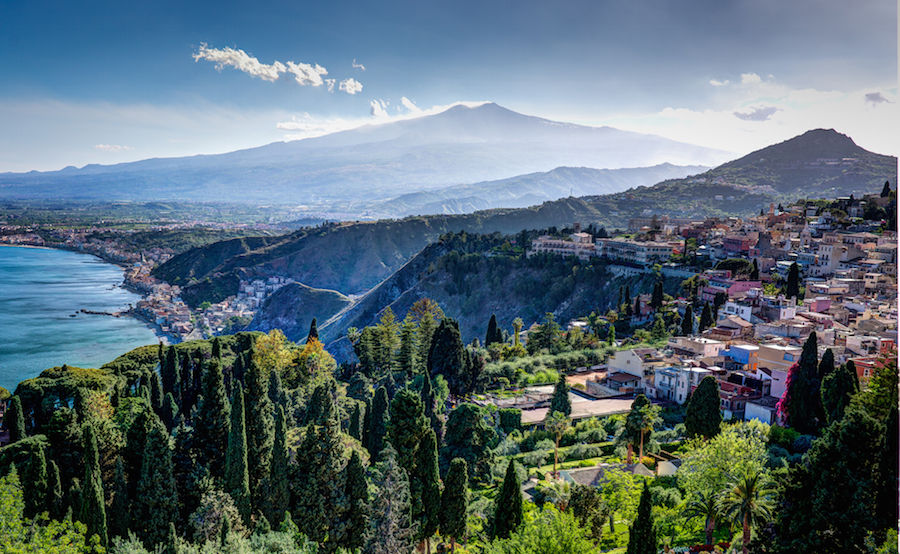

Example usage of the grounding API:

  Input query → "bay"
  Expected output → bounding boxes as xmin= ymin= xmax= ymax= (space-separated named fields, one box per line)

xmin=0 ymin=246 xmax=160 ymax=392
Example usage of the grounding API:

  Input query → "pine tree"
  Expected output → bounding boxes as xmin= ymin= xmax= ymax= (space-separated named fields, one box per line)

xmin=485 ymin=314 xmax=503 ymax=346
xmin=415 ymin=429 xmax=442 ymax=543
xmin=685 ymin=375 xmax=722 ymax=439
xmin=626 ymin=484 xmax=657 ymax=554
xmin=783 ymin=332 xmax=823 ymax=434
xmin=397 ymin=317 xmax=419 ymax=380
xmin=194 ymin=358 xmax=231 ymax=479
xmin=245 ymin=351 xmax=274 ymax=503
xmin=388 ymin=389 xmax=428 ymax=474
xmin=550 ymin=373 xmax=571 ymax=416
xmin=307 ymin=317 xmax=319 ymax=342
xmin=5 ymin=395 xmax=25 ymax=443
xmin=427 ymin=318 xmax=466 ymax=396
xmin=440 ymin=458 xmax=469 ymax=549
xmin=108 ymin=457 xmax=129 ymax=538
xmin=699 ymin=301 xmax=713 ymax=332
xmin=47 ymin=459 xmax=63 ymax=520
xmin=365 ymin=446 xmax=416 ymax=554
xmin=416 ymin=311 xmax=439 ymax=374
xmin=262 ymin=405 xmax=290 ymax=527
xmin=23 ymin=445 xmax=48 ymax=518
xmin=681 ymin=305 xmax=694 ymax=336
xmin=367 ymin=386 xmax=390 ymax=458
xmin=344 ymin=449 xmax=369 ymax=552
xmin=225 ymin=388 xmax=251 ymax=523
xmin=79 ymin=423 xmax=108 ymax=547
xmin=161 ymin=347 xmax=180 ymax=397
xmin=785 ymin=262 xmax=801 ymax=299
xmin=135 ymin=415 xmax=178 ymax=547
xmin=492 ymin=459 xmax=523 ymax=539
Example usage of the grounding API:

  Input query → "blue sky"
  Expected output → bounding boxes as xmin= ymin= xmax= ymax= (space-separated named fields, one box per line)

xmin=0 ymin=0 xmax=896 ymax=171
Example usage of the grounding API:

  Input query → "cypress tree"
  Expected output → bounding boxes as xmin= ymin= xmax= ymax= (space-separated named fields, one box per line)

xmin=818 ymin=348 xmax=836 ymax=379
xmin=194 ymin=358 xmax=231 ymax=478
xmin=427 ymin=318 xmax=466 ymax=396
xmin=650 ymin=281 xmax=664 ymax=310
xmin=388 ymin=389 xmax=428 ymax=477
xmin=307 ymin=317 xmax=319 ymax=342
xmin=607 ymin=324 xmax=616 ymax=345
xmin=262 ymin=405 xmax=290 ymax=527
xmin=108 ymin=457 xmax=129 ymax=539
xmin=786 ymin=262 xmax=801 ymax=299
xmin=821 ymin=363 xmax=857 ymax=424
xmin=161 ymin=347 xmax=180 ymax=397
xmin=626 ymin=484 xmax=657 ymax=554
xmin=348 ymin=401 xmax=364 ymax=441
xmin=23 ymin=446 xmax=48 ymax=518
xmin=367 ymin=386 xmax=390 ymax=458
xmin=79 ymin=423 xmax=108 ymax=547
xmin=48 ymin=459 xmax=63 ymax=520
xmin=135 ymin=415 xmax=177 ymax=547
xmin=681 ymin=305 xmax=694 ymax=336
xmin=124 ymin=408 xmax=151 ymax=501
xmin=162 ymin=392 xmax=179 ymax=431
xmin=421 ymin=371 xmax=443 ymax=441
xmin=245 ymin=351 xmax=274 ymax=501
xmin=750 ymin=258 xmax=760 ymax=280
xmin=633 ymin=295 xmax=641 ymax=318
xmin=699 ymin=301 xmax=713 ymax=332
xmin=212 ymin=336 xmax=222 ymax=360
xmin=440 ymin=458 xmax=469 ymax=549
xmin=225 ymin=388 xmax=251 ymax=523
xmin=783 ymin=332 xmax=823 ymax=434
xmin=344 ymin=450 xmax=369 ymax=551
xmin=685 ymin=375 xmax=721 ymax=439
xmin=150 ymin=371 xmax=163 ymax=412
xmin=416 ymin=311 xmax=439 ymax=374
xmin=5 ymin=395 xmax=25 ymax=443
xmin=163 ymin=523 xmax=178 ymax=554
xmin=485 ymin=314 xmax=502 ymax=346
xmin=881 ymin=180 xmax=892 ymax=197
xmin=267 ymin=366 xmax=285 ymax=409
xmin=415 ymin=428 xmax=442 ymax=543
xmin=550 ymin=373 xmax=571 ymax=416
xmin=492 ymin=459 xmax=523 ymax=539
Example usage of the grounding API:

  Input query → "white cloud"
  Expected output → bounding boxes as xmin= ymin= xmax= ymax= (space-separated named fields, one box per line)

xmin=94 ymin=144 xmax=132 ymax=152
xmin=325 ymin=79 xmax=335 ymax=92
xmin=740 ymin=72 xmax=762 ymax=85
xmin=285 ymin=61 xmax=328 ymax=87
xmin=352 ymin=58 xmax=366 ymax=71
xmin=709 ymin=79 xmax=730 ymax=87
xmin=733 ymin=105 xmax=780 ymax=122
xmin=865 ymin=92 xmax=892 ymax=105
xmin=339 ymin=78 xmax=364 ymax=95
xmin=400 ymin=97 xmax=421 ymax=113
xmin=370 ymin=99 xmax=389 ymax=117
xmin=192 ymin=44 xmax=286 ymax=82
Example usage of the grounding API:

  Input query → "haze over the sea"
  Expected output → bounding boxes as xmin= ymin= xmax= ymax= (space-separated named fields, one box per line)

xmin=0 ymin=246 xmax=159 ymax=392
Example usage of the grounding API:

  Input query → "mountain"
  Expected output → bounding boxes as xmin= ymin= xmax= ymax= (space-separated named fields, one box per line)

xmin=249 ymin=283 xmax=352 ymax=340
xmin=0 ymin=103 xmax=728 ymax=208
xmin=371 ymin=163 xmax=708 ymax=217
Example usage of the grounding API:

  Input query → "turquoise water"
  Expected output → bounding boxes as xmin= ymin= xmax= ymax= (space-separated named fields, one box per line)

xmin=0 ymin=246 xmax=160 ymax=393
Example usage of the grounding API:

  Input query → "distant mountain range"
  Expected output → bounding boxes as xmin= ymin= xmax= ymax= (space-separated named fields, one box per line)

xmin=0 ymin=103 xmax=727 ymax=210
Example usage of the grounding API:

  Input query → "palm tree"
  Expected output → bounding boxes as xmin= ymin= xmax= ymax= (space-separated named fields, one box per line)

xmin=544 ymin=411 xmax=570 ymax=478
xmin=636 ymin=403 xmax=662 ymax=461
xmin=683 ymin=490 xmax=720 ymax=547
xmin=717 ymin=471 xmax=777 ymax=554
xmin=512 ymin=318 xmax=523 ymax=347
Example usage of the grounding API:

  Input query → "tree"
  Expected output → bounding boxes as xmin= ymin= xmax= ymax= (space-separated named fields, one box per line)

xmin=817 ymin=348 xmax=835 ymax=378
xmin=442 ymin=403 xmax=496 ymax=480
xmin=108 ymin=457 xmax=129 ymax=539
xmin=428 ymin=318 xmax=467 ymax=395
xmin=483 ymin=505 xmax=597 ymax=554
xmin=485 ymin=314 xmax=503 ymax=346
xmin=343 ymin=450 xmax=369 ymax=552
xmin=398 ymin=317 xmax=418 ymax=380
xmin=677 ymin=421 xmax=768 ymax=501
xmin=684 ymin=489 xmax=720 ymax=547
xmin=161 ymin=347 xmax=180 ymax=397
xmin=512 ymin=318 xmax=524 ymax=348
xmin=568 ymin=483 xmax=607 ymax=543
xmin=544 ymin=411 xmax=569 ymax=478
xmin=718 ymin=471 xmax=776 ymax=554
xmin=135 ymin=415 xmax=177 ymax=547
xmin=779 ymin=332 xmax=823 ymax=434
xmin=367 ymin=385 xmax=390 ymax=458
xmin=493 ymin=460 xmax=524 ymax=539
xmin=4 ymin=395 xmax=25 ymax=443
xmin=681 ymin=305 xmax=694 ymax=336
xmin=821 ymin=363 xmax=857 ymax=424
xmin=261 ymin=405 xmax=290 ymax=527
xmin=549 ymin=373 xmax=571 ymax=416
xmin=388 ymin=389 xmax=428 ymax=511
xmin=307 ymin=317 xmax=318 ymax=342
xmin=607 ymin=323 xmax=616 ymax=345
xmin=194 ymin=358 xmax=231 ymax=479
xmin=881 ymin=180 xmax=892 ymax=197
xmin=245 ymin=352 xmax=274 ymax=503
xmin=623 ymin=394 xmax=660 ymax=462
xmin=415 ymin=429 xmax=442 ymax=547
xmin=685 ymin=376 xmax=722 ymax=439
xmin=225 ymin=388 xmax=250 ymax=523
xmin=699 ymin=301 xmax=713 ymax=332
xmin=411 ymin=298 xmax=444 ymax=374
xmin=365 ymin=446 xmax=417 ymax=554
xmin=47 ymin=459 xmax=63 ymax=520
xmin=22 ymin=445 xmax=48 ymax=519
xmin=626 ymin=484 xmax=657 ymax=554
xmin=785 ymin=262 xmax=800 ymax=299
xmin=78 ymin=424 xmax=107 ymax=546
xmin=440 ymin=458 xmax=469 ymax=551
xmin=650 ymin=281 xmax=664 ymax=310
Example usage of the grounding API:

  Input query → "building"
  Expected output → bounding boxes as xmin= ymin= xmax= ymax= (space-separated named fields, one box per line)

xmin=596 ymin=238 xmax=673 ymax=264
xmin=528 ymin=232 xmax=597 ymax=260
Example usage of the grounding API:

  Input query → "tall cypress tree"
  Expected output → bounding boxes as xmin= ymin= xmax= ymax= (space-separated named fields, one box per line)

xmin=485 ymin=314 xmax=502 ymax=346
xmin=685 ymin=376 xmax=721 ymax=439
xmin=699 ymin=301 xmax=713 ymax=332
xmin=416 ymin=311 xmax=439 ymax=375
xmin=162 ymin=392 xmax=179 ymax=431
xmin=492 ymin=459 xmax=523 ymax=539
xmin=135 ymin=415 xmax=178 ymax=547
xmin=23 ymin=446 xmax=48 ymax=519
xmin=421 ymin=371 xmax=443 ymax=441
xmin=440 ymin=458 xmax=469 ymax=549
xmin=388 ymin=389 xmax=428 ymax=478
xmin=821 ymin=363 xmax=857 ymax=424
xmin=348 ymin=401 xmax=364 ymax=441
xmin=367 ymin=386 xmax=390 ymax=458
xmin=79 ymin=423 xmax=108 ymax=547
xmin=785 ymin=262 xmax=801 ymax=299
xmin=5 ymin=395 xmax=25 ymax=443
xmin=626 ymin=484 xmax=657 ymax=554
xmin=650 ymin=281 xmax=664 ymax=310
xmin=415 ymin=428 xmax=442 ymax=543
xmin=47 ymin=458 xmax=63 ymax=520
xmin=267 ymin=366 xmax=285 ymax=409
xmin=343 ymin=450 xmax=369 ymax=552
xmin=681 ymin=305 xmax=694 ymax=336
xmin=150 ymin=371 xmax=164 ymax=412
xmin=161 ymin=347 xmax=180 ymax=397
xmin=550 ymin=373 xmax=571 ymax=416
xmin=307 ymin=317 xmax=319 ymax=342
xmin=783 ymin=332 xmax=822 ymax=434
xmin=108 ymin=457 xmax=129 ymax=539
xmin=818 ymin=348 xmax=836 ymax=379
xmin=427 ymin=318 xmax=466 ymax=396
xmin=245 ymin=351 xmax=274 ymax=503
xmin=225 ymin=388 xmax=251 ymax=523
xmin=262 ymin=405 xmax=290 ymax=527
xmin=194 ymin=358 xmax=231 ymax=478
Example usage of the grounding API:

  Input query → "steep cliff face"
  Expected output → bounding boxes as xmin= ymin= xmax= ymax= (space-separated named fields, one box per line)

xmin=248 ymin=283 xmax=352 ymax=340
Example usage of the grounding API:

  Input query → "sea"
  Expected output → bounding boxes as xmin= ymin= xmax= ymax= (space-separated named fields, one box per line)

xmin=0 ymin=246 xmax=160 ymax=393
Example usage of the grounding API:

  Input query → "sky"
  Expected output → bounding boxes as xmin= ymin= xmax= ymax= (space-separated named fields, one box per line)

xmin=0 ymin=0 xmax=896 ymax=171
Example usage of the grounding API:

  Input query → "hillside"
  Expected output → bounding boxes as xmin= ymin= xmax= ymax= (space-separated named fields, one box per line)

xmin=249 ymin=282 xmax=352 ymax=339
xmin=0 ymin=103 xmax=726 ymax=210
